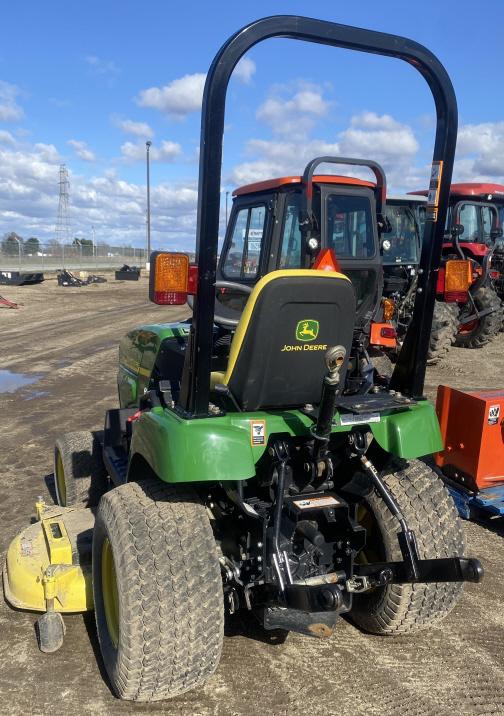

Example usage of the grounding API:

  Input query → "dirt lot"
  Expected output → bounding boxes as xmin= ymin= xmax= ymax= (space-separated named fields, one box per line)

xmin=1 ymin=274 xmax=504 ymax=716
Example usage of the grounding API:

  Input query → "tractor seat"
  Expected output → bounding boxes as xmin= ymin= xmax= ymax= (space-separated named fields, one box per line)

xmin=211 ymin=269 xmax=356 ymax=411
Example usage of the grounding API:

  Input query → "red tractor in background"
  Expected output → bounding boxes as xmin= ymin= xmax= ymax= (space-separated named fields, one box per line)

xmin=410 ymin=183 xmax=504 ymax=346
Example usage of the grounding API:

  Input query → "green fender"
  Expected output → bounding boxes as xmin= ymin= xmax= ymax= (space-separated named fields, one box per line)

xmin=128 ymin=400 xmax=442 ymax=483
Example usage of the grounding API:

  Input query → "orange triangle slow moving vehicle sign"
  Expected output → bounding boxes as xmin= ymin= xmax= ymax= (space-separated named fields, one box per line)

xmin=313 ymin=248 xmax=341 ymax=272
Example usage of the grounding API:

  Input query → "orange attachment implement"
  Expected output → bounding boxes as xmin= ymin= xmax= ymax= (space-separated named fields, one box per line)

xmin=435 ymin=385 xmax=504 ymax=491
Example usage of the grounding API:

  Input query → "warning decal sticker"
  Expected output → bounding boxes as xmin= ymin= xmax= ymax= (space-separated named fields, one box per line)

xmin=250 ymin=420 xmax=266 ymax=446
xmin=426 ymin=160 xmax=444 ymax=222
xmin=488 ymin=404 xmax=500 ymax=426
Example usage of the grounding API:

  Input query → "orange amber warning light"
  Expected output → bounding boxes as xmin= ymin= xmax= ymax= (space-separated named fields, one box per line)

xmin=149 ymin=251 xmax=198 ymax=305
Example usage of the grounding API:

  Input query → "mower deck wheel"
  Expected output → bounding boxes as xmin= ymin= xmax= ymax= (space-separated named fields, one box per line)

xmin=351 ymin=459 xmax=465 ymax=635
xmin=54 ymin=431 xmax=107 ymax=508
xmin=92 ymin=479 xmax=224 ymax=702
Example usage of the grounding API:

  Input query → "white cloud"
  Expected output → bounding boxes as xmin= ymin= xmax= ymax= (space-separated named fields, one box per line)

xmin=114 ymin=117 xmax=154 ymax=138
xmin=120 ymin=139 xmax=182 ymax=163
xmin=136 ymin=73 xmax=206 ymax=118
xmin=0 ymin=81 xmax=24 ymax=122
xmin=454 ymin=121 xmax=504 ymax=179
xmin=0 ymin=130 xmax=15 ymax=145
xmin=229 ymin=138 xmax=340 ymax=186
xmin=233 ymin=57 xmax=256 ymax=84
xmin=67 ymin=139 xmax=96 ymax=162
xmin=85 ymin=55 xmax=120 ymax=78
xmin=338 ymin=112 xmax=419 ymax=159
xmin=255 ymin=83 xmax=331 ymax=141
xmin=0 ymin=140 xmax=198 ymax=250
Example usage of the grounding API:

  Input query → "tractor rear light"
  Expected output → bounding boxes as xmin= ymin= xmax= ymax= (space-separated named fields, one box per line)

xmin=436 ymin=267 xmax=446 ymax=295
xmin=382 ymin=297 xmax=395 ymax=321
xmin=149 ymin=251 xmax=189 ymax=305
xmin=380 ymin=326 xmax=397 ymax=339
xmin=490 ymin=270 xmax=500 ymax=280
xmin=313 ymin=248 xmax=341 ymax=272
xmin=187 ymin=264 xmax=198 ymax=294
xmin=444 ymin=259 xmax=472 ymax=303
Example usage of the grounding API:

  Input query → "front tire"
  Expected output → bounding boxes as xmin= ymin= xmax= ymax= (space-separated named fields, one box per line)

xmin=351 ymin=459 xmax=465 ymax=635
xmin=54 ymin=431 xmax=107 ymax=507
xmin=92 ymin=479 xmax=224 ymax=702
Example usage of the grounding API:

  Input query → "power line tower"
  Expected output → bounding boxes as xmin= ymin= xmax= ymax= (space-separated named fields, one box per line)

xmin=55 ymin=164 xmax=70 ymax=261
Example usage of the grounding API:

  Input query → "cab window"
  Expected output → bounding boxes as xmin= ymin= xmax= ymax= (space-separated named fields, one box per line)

xmin=458 ymin=204 xmax=479 ymax=242
xmin=326 ymin=194 xmax=374 ymax=258
xmin=382 ymin=205 xmax=419 ymax=264
xmin=279 ymin=193 xmax=302 ymax=268
xmin=481 ymin=206 xmax=493 ymax=242
xmin=222 ymin=205 xmax=266 ymax=279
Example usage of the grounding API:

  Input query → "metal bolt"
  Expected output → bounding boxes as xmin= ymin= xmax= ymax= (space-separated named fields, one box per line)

xmin=257 ymin=542 xmax=263 ymax=548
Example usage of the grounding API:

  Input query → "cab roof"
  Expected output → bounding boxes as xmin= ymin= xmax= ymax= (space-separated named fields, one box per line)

xmin=410 ymin=183 xmax=504 ymax=199
xmin=232 ymin=174 xmax=375 ymax=197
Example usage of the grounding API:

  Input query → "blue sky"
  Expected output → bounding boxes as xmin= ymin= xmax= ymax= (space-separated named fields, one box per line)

xmin=0 ymin=0 xmax=503 ymax=249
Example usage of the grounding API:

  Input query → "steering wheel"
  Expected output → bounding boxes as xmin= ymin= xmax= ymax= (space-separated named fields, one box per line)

xmin=187 ymin=281 xmax=253 ymax=328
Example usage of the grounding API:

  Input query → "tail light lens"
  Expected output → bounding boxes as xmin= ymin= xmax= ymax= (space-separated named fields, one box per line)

xmin=443 ymin=259 xmax=472 ymax=303
xmin=149 ymin=252 xmax=190 ymax=305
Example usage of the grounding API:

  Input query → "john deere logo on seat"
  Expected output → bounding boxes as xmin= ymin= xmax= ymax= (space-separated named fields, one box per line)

xmin=296 ymin=320 xmax=319 ymax=342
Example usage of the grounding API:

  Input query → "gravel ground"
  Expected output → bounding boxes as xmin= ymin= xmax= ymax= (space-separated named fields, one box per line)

xmin=1 ymin=274 xmax=503 ymax=716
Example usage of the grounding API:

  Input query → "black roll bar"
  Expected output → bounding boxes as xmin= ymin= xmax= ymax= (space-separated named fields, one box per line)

xmin=178 ymin=15 xmax=458 ymax=416
xmin=302 ymin=156 xmax=387 ymax=220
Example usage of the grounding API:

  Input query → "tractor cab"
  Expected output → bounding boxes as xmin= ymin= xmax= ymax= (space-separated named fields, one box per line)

xmin=216 ymin=160 xmax=385 ymax=335
xmin=411 ymin=183 xmax=504 ymax=261
xmin=382 ymin=196 xmax=425 ymax=267
xmin=213 ymin=158 xmax=391 ymax=382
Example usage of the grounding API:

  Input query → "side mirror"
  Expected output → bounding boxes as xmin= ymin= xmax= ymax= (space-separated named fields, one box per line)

xmin=451 ymin=224 xmax=465 ymax=237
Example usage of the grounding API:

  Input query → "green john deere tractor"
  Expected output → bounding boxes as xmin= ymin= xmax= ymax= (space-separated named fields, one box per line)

xmin=3 ymin=15 xmax=483 ymax=703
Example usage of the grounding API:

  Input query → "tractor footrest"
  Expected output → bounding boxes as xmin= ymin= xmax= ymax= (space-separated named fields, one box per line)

xmin=335 ymin=392 xmax=416 ymax=414
xmin=103 ymin=445 xmax=128 ymax=485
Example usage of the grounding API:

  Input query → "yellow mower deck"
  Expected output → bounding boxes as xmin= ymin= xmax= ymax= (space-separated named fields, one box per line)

xmin=3 ymin=503 xmax=94 ymax=613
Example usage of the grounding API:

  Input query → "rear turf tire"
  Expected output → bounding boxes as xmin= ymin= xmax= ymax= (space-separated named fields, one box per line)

xmin=92 ymin=479 xmax=224 ymax=702
xmin=351 ymin=459 xmax=465 ymax=635
xmin=454 ymin=286 xmax=503 ymax=348
xmin=54 ymin=431 xmax=107 ymax=507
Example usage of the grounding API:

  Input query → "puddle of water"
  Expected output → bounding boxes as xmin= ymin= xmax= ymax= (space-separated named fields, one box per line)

xmin=0 ymin=369 xmax=42 ymax=393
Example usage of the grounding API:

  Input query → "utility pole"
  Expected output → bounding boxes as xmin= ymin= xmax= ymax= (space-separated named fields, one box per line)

xmin=12 ymin=235 xmax=21 ymax=270
xmin=225 ymin=191 xmax=229 ymax=228
xmin=55 ymin=165 xmax=70 ymax=267
xmin=92 ymin=225 xmax=97 ymax=268
xmin=146 ymin=141 xmax=152 ymax=262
